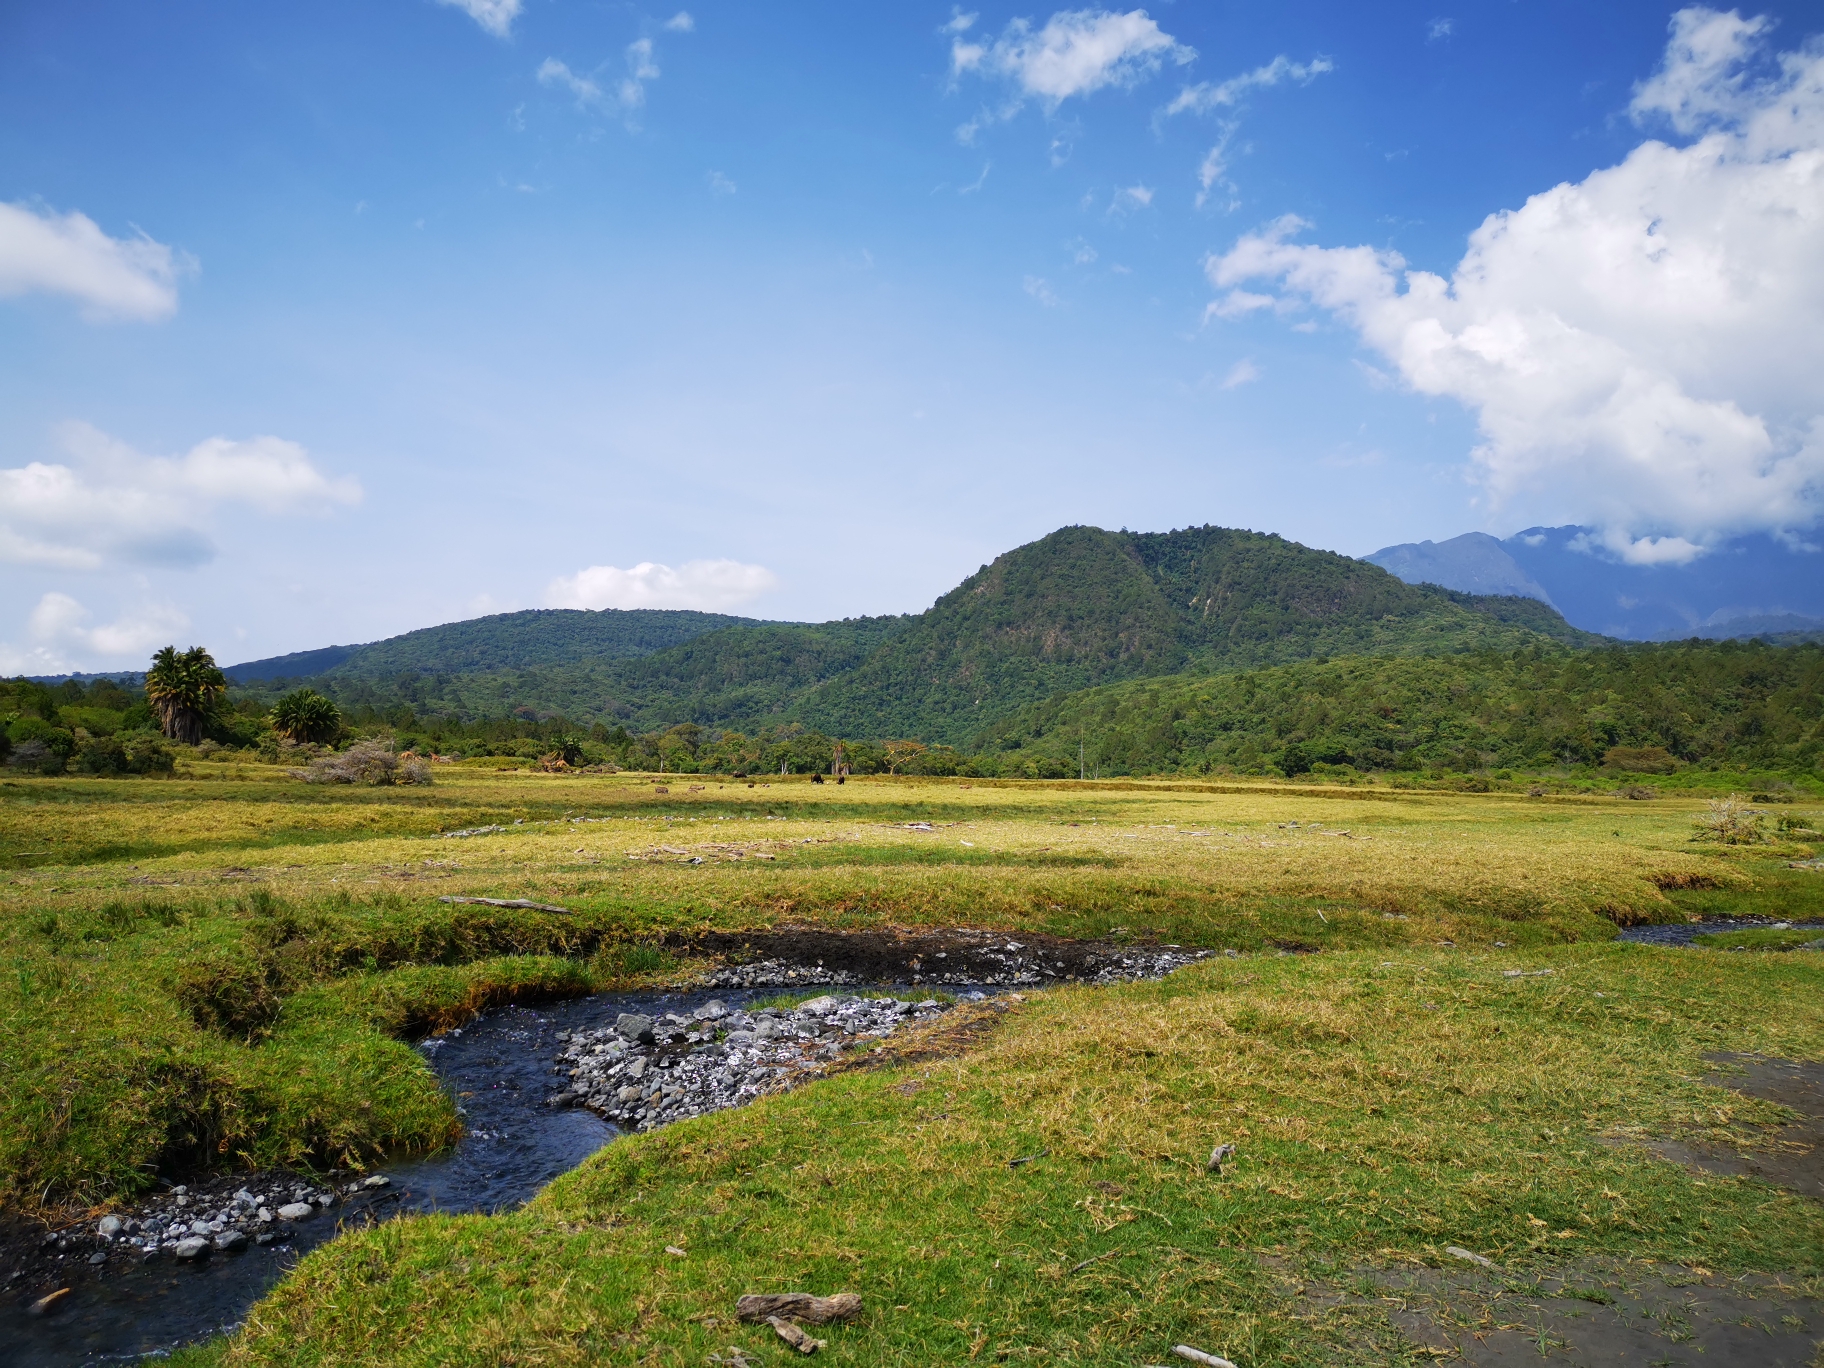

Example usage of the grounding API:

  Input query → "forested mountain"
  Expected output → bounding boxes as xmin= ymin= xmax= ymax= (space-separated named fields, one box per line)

xmin=980 ymin=640 xmax=1824 ymax=778
xmin=233 ymin=524 xmax=1600 ymax=740
xmin=790 ymin=525 xmax=1601 ymax=743
xmin=225 ymin=608 xmax=767 ymax=683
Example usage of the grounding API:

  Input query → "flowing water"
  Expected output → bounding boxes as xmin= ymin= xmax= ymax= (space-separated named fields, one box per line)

xmin=3 ymin=987 xmax=761 ymax=1366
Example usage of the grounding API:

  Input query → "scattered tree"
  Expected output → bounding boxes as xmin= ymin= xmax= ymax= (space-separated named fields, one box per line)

xmin=144 ymin=646 xmax=227 ymax=744
xmin=270 ymin=688 xmax=342 ymax=745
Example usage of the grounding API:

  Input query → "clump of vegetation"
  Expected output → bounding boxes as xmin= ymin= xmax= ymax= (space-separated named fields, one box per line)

xmin=1692 ymin=794 xmax=1767 ymax=844
xmin=145 ymin=645 xmax=228 ymax=744
xmin=269 ymin=688 xmax=342 ymax=745
xmin=294 ymin=738 xmax=431 ymax=786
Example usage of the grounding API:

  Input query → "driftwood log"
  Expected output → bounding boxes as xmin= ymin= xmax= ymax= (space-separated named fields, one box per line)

xmin=437 ymin=896 xmax=572 ymax=914
xmin=768 ymin=1318 xmax=827 ymax=1355
xmin=735 ymin=1292 xmax=863 ymax=1325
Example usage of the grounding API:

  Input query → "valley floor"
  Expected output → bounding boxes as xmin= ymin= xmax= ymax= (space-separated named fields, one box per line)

xmin=1 ymin=766 xmax=1819 ymax=1364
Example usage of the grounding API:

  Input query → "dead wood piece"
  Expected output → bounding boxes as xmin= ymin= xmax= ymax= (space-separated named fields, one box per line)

xmin=28 ymin=1287 xmax=70 ymax=1317
xmin=1206 ymin=1143 xmax=1237 ymax=1174
xmin=768 ymin=1316 xmax=828 ymax=1354
xmin=437 ymin=896 xmax=572 ymax=914
xmin=737 ymin=1292 xmax=862 ymax=1325
xmin=1172 ymin=1347 xmax=1238 ymax=1368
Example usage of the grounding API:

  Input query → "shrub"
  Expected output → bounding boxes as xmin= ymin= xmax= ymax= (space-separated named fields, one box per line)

xmin=1692 ymin=794 xmax=1767 ymax=845
xmin=6 ymin=738 xmax=63 ymax=775
xmin=75 ymin=733 xmax=175 ymax=776
xmin=1603 ymin=745 xmax=1679 ymax=773
xmin=271 ymin=688 xmax=343 ymax=745
xmin=294 ymin=738 xmax=432 ymax=787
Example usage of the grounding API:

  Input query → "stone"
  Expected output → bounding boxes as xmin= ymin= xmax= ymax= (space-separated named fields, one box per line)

xmin=189 ymin=1220 xmax=212 ymax=1236
xmin=173 ymin=1237 xmax=209 ymax=1260
xmin=277 ymin=1202 xmax=315 ymax=1221
xmin=362 ymin=1174 xmax=390 ymax=1189
xmin=615 ymin=1013 xmax=655 ymax=1041
xmin=798 ymin=996 xmax=838 ymax=1016
xmin=97 ymin=1215 xmax=122 ymax=1237
xmin=257 ymin=1207 xmax=273 ymax=1222
xmin=214 ymin=1230 xmax=248 ymax=1252
xmin=88 ymin=1251 xmax=107 ymax=1265
xmin=694 ymin=1000 xmax=728 ymax=1020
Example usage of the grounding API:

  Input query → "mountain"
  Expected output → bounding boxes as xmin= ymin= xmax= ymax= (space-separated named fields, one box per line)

xmin=224 ymin=524 xmax=1601 ymax=740
xmin=1367 ymin=527 xmax=1824 ymax=640
xmin=224 ymin=608 xmax=766 ymax=684
xmin=981 ymin=639 xmax=1824 ymax=777
xmin=791 ymin=525 xmax=1600 ymax=743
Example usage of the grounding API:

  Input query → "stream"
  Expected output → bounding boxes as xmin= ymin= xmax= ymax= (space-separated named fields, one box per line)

xmin=2 ymin=986 xmax=761 ymax=1367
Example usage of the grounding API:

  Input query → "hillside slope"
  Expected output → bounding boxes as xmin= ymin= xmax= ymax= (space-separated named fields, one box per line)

xmin=980 ymin=639 xmax=1824 ymax=777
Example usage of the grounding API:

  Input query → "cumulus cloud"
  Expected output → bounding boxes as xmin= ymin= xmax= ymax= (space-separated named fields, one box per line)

xmin=435 ymin=0 xmax=522 ymax=38
xmin=664 ymin=11 xmax=695 ymax=32
xmin=0 ymin=593 xmax=193 ymax=673
xmin=0 ymin=202 xmax=190 ymax=322
xmin=1165 ymin=54 xmax=1334 ymax=117
xmin=537 ymin=58 xmax=604 ymax=109
xmin=1204 ymin=7 xmax=1824 ymax=562
xmin=0 ymin=421 xmax=361 ymax=572
xmin=950 ymin=8 xmax=1192 ymax=137
xmin=544 ymin=559 xmax=778 ymax=612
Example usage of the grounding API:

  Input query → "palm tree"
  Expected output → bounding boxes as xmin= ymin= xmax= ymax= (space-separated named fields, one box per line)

xmin=144 ymin=646 xmax=228 ymax=745
xmin=270 ymin=688 xmax=342 ymax=745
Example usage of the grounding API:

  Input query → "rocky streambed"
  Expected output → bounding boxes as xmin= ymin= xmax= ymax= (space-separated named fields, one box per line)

xmin=551 ymin=993 xmax=961 ymax=1132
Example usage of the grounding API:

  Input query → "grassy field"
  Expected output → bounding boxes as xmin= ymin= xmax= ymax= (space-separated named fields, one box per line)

xmin=3 ymin=761 xmax=1821 ymax=1363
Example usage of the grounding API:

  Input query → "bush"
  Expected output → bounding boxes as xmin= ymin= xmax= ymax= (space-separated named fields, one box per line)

xmin=1603 ymin=745 xmax=1680 ymax=773
xmin=294 ymin=738 xmax=432 ymax=787
xmin=1692 ymin=794 xmax=1767 ymax=845
xmin=74 ymin=732 xmax=175 ymax=777
xmin=6 ymin=738 xmax=64 ymax=775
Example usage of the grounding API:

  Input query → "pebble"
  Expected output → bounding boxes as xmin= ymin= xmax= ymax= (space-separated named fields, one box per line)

xmin=277 ymin=1202 xmax=315 ymax=1221
xmin=552 ymin=994 xmax=955 ymax=1132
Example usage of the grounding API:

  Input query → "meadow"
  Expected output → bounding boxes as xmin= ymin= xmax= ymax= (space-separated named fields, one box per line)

xmin=2 ymin=760 xmax=1820 ymax=1363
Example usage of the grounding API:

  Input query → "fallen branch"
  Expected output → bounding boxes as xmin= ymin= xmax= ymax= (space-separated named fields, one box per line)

xmin=736 ymin=1293 xmax=862 ymax=1325
xmin=1172 ymin=1347 xmax=1238 ymax=1368
xmin=437 ymin=896 xmax=572 ymax=914
xmin=1068 ymin=1251 xmax=1119 ymax=1275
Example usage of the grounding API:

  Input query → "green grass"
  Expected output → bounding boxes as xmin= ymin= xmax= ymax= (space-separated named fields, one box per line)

xmin=1693 ymin=926 xmax=1824 ymax=951
xmin=191 ymin=944 xmax=1822 ymax=1367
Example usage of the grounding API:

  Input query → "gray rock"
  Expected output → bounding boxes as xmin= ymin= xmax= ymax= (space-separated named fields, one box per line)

xmin=189 ymin=1220 xmax=212 ymax=1236
xmin=97 ymin=1215 xmax=122 ymax=1237
xmin=614 ymin=1013 xmax=654 ymax=1041
xmin=173 ymin=1237 xmax=209 ymax=1260
xmin=276 ymin=1202 xmax=315 ymax=1221
xmin=214 ymin=1230 xmax=248 ymax=1252
xmin=362 ymin=1174 xmax=390 ymax=1189
xmin=799 ymin=995 xmax=838 ymax=1015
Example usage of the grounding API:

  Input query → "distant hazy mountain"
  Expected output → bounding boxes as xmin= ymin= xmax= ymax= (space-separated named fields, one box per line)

xmin=1367 ymin=527 xmax=1824 ymax=641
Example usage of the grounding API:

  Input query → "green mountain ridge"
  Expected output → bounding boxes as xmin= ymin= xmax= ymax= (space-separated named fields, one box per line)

xmin=231 ymin=524 xmax=1604 ymax=742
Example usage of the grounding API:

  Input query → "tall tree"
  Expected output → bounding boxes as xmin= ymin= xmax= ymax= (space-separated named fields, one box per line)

xmin=144 ymin=646 xmax=227 ymax=744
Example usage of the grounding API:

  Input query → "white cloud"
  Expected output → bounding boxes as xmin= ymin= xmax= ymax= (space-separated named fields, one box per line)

xmin=541 ymin=37 xmax=666 ymax=117
xmin=436 ymin=0 xmax=522 ymax=38
xmin=1112 ymin=183 xmax=1153 ymax=211
xmin=0 ymin=202 xmax=190 ymax=322
xmin=1220 ymin=358 xmax=1261 ymax=389
xmin=943 ymin=9 xmax=978 ymax=36
xmin=1165 ymin=55 xmax=1333 ymax=117
xmin=1023 ymin=275 xmax=1061 ymax=306
xmin=951 ymin=8 xmax=1193 ymax=132
xmin=1195 ymin=124 xmax=1240 ymax=209
xmin=1070 ymin=238 xmax=1098 ymax=265
xmin=1427 ymin=18 xmax=1454 ymax=42
xmin=1204 ymin=7 xmax=1824 ymax=561
xmin=544 ymin=559 xmax=778 ymax=612
xmin=0 ymin=421 xmax=361 ymax=572
xmin=664 ymin=11 xmax=695 ymax=32
xmin=1 ymin=592 xmax=193 ymax=671
xmin=706 ymin=170 xmax=737 ymax=196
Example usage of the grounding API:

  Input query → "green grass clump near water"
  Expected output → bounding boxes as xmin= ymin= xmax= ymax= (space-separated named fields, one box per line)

xmin=191 ymin=944 xmax=1822 ymax=1367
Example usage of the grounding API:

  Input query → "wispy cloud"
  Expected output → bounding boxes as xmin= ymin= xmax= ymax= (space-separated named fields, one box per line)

xmin=959 ymin=161 xmax=992 ymax=194
xmin=1165 ymin=54 xmax=1333 ymax=117
xmin=1023 ymin=275 xmax=1061 ymax=307
xmin=545 ymin=559 xmax=778 ymax=611
xmin=1427 ymin=17 xmax=1454 ymax=41
xmin=706 ymin=170 xmax=737 ymax=196
xmin=435 ymin=0 xmax=522 ymax=39
xmin=1219 ymin=358 xmax=1261 ymax=389
xmin=537 ymin=58 xmax=604 ymax=110
xmin=950 ymin=8 xmax=1194 ymax=140
xmin=540 ymin=31 xmax=676 ymax=120
xmin=1111 ymin=183 xmax=1154 ymax=212
xmin=0 ymin=202 xmax=192 ymax=322
xmin=663 ymin=11 xmax=695 ymax=32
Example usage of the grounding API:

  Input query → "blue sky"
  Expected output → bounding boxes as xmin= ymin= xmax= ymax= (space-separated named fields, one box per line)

xmin=2 ymin=1 xmax=1821 ymax=670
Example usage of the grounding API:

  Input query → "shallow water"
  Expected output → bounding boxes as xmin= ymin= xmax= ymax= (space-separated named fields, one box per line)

xmin=1616 ymin=914 xmax=1823 ymax=947
xmin=2 ymin=986 xmax=757 ymax=1366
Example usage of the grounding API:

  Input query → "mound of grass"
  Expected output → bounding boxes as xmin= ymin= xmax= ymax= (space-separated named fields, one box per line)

xmin=1693 ymin=925 xmax=1824 ymax=952
xmin=196 ymin=944 xmax=1823 ymax=1367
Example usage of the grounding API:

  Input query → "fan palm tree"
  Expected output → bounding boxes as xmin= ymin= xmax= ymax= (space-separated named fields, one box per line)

xmin=270 ymin=688 xmax=342 ymax=745
xmin=144 ymin=646 xmax=228 ymax=744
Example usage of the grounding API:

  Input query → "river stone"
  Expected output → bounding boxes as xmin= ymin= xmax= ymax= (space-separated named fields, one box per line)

xmin=614 ymin=1013 xmax=654 ymax=1041
xmin=173 ymin=1237 xmax=209 ymax=1260
xmin=277 ymin=1202 xmax=315 ymax=1221
xmin=214 ymin=1230 xmax=248 ymax=1252
xmin=362 ymin=1174 xmax=390 ymax=1188
xmin=693 ymin=1000 xmax=728 ymax=1020
xmin=798 ymin=995 xmax=838 ymax=1015
xmin=97 ymin=1215 xmax=122 ymax=1237
xmin=625 ymin=1057 xmax=648 ymax=1080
